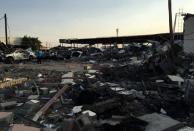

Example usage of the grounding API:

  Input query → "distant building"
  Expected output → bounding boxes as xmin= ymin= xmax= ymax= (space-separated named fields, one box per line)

xmin=184 ymin=14 xmax=194 ymax=53
xmin=0 ymin=37 xmax=22 ymax=46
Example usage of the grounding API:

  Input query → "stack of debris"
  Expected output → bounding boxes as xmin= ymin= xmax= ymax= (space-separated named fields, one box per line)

xmin=1 ymin=40 xmax=194 ymax=130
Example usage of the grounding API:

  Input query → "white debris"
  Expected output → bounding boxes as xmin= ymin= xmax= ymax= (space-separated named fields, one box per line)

xmin=100 ymin=83 xmax=105 ymax=86
xmin=30 ymin=100 xmax=39 ymax=104
xmin=85 ymin=74 xmax=92 ymax=77
xmin=28 ymin=95 xmax=39 ymax=100
xmin=37 ymin=73 xmax=43 ymax=78
xmin=118 ymin=89 xmax=145 ymax=99
xmin=110 ymin=87 xmax=124 ymax=91
xmin=168 ymin=75 xmax=184 ymax=82
xmin=49 ymin=90 xmax=57 ymax=94
xmin=160 ymin=108 xmax=167 ymax=114
xmin=106 ymin=82 xmax=120 ymax=87
xmin=62 ymin=72 xmax=73 ymax=78
xmin=82 ymin=110 xmax=96 ymax=117
xmin=4 ymin=78 xmax=13 ymax=81
xmin=89 ymin=60 xmax=97 ymax=64
xmin=72 ymin=106 xmax=83 ymax=114
xmin=112 ymin=59 xmax=117 ymax=62
xmin=178 ymin=127 xmax=194 ymax=131
xmin=156 ymin=80 xmax=164 ymax=83
xmin=16 ymin=103 xmax=24 ymax=107
xmin=118 ymin=90 xmax=133 ymax=95
xmin=88 ymin=70 xmax=98 ymax=74
xmin=61 ymin=72 xmax=74 ymax=84
xmin=88 ymin=75 xmax=96 ymax=79
xmin=118 ymin=50 xmax=125 ymax=54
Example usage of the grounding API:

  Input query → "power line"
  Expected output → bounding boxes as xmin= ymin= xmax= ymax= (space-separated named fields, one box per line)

xmin=7 ymin=20 xmax=11 ymax=44
xmin=184 ymin=32 xmax=194 ymax=37
xmin=0 ymin=16 xmax=4 ymax=37
xmin=184 ymin=39 xmax=194 ymax=40
xmin=0 ymin=16 xmax=4 ymax=21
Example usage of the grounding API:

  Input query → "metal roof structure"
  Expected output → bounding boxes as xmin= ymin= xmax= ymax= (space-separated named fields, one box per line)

xmin=59 ymin=33 xmax=183 ymax=45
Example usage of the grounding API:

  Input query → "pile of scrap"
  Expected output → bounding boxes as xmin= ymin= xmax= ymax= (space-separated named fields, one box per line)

xmin=0 ymin=66 xmax=189 ymax=130
xmin=2 ymin=40 xmax=194 ymax=131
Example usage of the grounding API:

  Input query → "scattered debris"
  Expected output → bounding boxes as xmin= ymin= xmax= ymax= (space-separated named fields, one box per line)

xmin=1 ymin=40 xmax=194 ymax=130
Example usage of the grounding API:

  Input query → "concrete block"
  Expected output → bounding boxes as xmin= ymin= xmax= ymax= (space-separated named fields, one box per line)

xmin=138 ymin=113 xmax=184 ymax=131
xmin=16 ymin=100 xmax=40 ymax=115
xmin=0 ymin=112 xmax=13 ymax=126
xmin=178 ymin=127 xmax=194 ymax=131
xmin=76 ymin=114 xmax=95 ymax=131
xmin=40 ymin=87 xmax=49 ymax=95
xmin=42 ymin=128 xmax=58 ymax=131
xmin=28 ymin=95 xmax=39 ymax=100
xmin=59 ymin=119 xmax=80 ymax=131
xmin=0 ymin=101 xmax=17 ymax=109
xmin=9 ymin=124 xmax=40 ymax=131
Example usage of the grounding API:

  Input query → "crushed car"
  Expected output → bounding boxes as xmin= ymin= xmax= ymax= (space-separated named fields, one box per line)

xmin=5 ymin=49 xmax=36 ymax=64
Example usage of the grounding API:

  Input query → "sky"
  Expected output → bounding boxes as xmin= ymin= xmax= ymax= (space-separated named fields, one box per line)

xmin=0 ymin=0 xmax=194 ymax=47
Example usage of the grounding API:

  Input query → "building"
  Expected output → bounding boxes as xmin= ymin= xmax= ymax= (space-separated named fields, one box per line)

xmin=59 ymin=33 xmax=183 ymax=48
xmin=184 ymin=14 xmax=194 ymax=53
xmin=0 ymin=37 xmax=22 ymax=46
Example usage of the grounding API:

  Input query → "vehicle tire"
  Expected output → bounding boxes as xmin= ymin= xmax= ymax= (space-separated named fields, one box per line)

xmin=65 ymin=55 xmax=71 ymax=60
xmin=29 ymin=55 xmax=33 ymax=60
xmin=6 ymin=57 xmax=14 ymax=64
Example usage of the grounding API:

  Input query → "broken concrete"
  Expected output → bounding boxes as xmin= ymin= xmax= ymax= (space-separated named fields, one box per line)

xmin=138 ymin=113 xmax=184 ymax=131
xmin=0 ymin=112 xmax=13 ymax=126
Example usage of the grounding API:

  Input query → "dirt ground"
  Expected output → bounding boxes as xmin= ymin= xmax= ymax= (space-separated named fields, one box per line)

xmin=0 ymin=60 xmax=90 ymax=72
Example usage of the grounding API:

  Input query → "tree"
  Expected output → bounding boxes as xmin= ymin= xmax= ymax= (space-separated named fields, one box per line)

xmin=0 ymin=41 xmax=9 ymax=52
xmin=21 ymin=36 xmax=42 ymax=51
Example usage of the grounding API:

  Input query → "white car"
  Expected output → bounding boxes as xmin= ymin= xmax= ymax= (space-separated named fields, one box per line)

xmin=5 ymin=49 xmax=35 ymax=63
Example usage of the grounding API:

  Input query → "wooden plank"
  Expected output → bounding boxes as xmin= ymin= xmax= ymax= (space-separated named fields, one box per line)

xmin=0 ymin=78 xmax=28 ymax=89
xmin=33 ymin=85 xmax=70 ymax=121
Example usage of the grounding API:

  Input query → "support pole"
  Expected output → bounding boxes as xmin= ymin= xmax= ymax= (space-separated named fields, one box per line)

xmin=4 ymin=14 xmax=8 ymax=45
xmin=168 ymin=0 xmax=174 ymax=45
xmin=116 ymin=28 xmax=119 ymax=48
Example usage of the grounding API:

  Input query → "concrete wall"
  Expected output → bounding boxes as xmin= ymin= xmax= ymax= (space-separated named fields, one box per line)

xmin=0 ymin=37 xmax=22 ymax=45
xmin=184 ymin=15 xmax=194 ymax=53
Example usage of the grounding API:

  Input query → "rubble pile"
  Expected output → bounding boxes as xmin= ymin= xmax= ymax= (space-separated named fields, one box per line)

xmin=0 ymin=62 xmax=192 ymax=131
xmin=1 ymin=41 xmax=194 ymax=130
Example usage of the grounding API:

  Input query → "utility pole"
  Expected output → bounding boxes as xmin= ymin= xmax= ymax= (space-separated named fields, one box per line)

xmin=168 ymin=0 xmax=174 ymax=45
xmin=4 ymin=14 xmax=8 ymax=45
xmin=116 ymin=28 xmax=119 ymax=37
xmin=116 ymin=28 xmax=119 ymax=48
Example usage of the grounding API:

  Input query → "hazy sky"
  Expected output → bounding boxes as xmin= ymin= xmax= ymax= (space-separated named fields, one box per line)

xmin=0 ymin=0 xmax=194 ymax=46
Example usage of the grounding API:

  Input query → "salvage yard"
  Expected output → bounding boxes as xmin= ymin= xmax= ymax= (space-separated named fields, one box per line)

xmin=0 ymin=48 xmax=194 ymax=131
xmin=1 ymin=38 xmax=194 ymax=131
xmin=1 ymin=0 xmax=194 ymax=131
